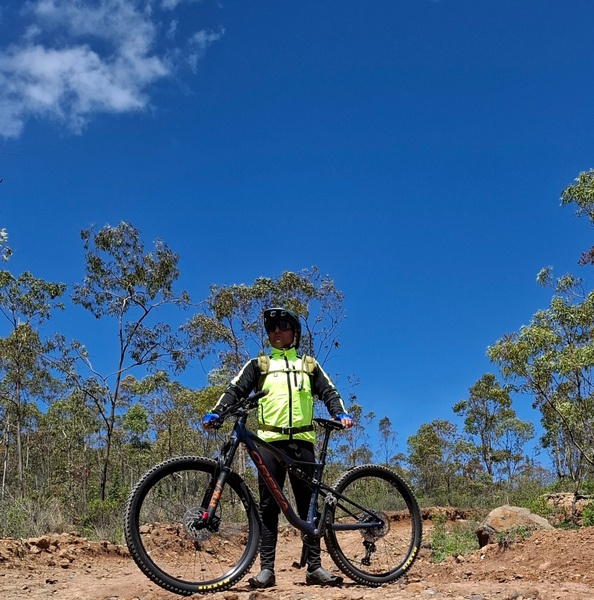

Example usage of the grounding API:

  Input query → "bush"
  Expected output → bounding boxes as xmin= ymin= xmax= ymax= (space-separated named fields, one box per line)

xmin=0 ymin=496 xmax=67 ymax=538
xmin=582 ymin=502 xmax=594 ymax=527
xmin=80 ymin=499 xmax=124 ymax=542
xmin=522 ymin=494 xmax=554 ymax=520
xmin=430 ymin=513 xmax=479 ymax=563
xmin=496 ymin=525 xmax=534 ymax=549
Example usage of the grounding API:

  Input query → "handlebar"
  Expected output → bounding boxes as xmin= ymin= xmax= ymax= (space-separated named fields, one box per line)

xmin=209 ymin=389 xmax=269 ymax=428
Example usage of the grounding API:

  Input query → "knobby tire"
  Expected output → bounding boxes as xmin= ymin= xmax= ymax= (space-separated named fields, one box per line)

xmin=324 ymin=464 xmax=422 ymax=586
xmin=124 ymin=456 xmax=260 ymax=596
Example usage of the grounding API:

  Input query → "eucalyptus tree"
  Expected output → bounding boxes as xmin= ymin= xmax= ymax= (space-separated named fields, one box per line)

xmin=488 ymin=273 xmax=594 ymax=485
xmin=120 ymin=371 xmax=211 ymax=464
xmin=486 ymin=169 xmax=594 ymax=490
xmin=332 ymin=402 xmax=374 ymax=468
xmin=561 ymin=168 xmax=594 ymax=266
xmin=39 ymin=391 xmax=98 ymax=516
xmin=70 ymin=222 xmax=190 ymax=501
xmin=453 ymin=373 xmax=534 ymax=482
xmin=0 ymin=270 xmax=66 ymax=497
xmin=407 ymin=419 xmax=474 ymax=505
xmin=183 ymin=267 xmax=345 ymax=380
xmin=377 ymin=416 xmax=399 ymax=467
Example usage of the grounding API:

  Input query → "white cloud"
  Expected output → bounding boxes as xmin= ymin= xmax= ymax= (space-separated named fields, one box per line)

xmin=167 ymin=19 xmax=178 ymax=39
xmin=190 ymin=28 xmax=224 ymax=50
xmin=0 ymin=0 xmax=221 ymax=138
xmin=161 ymin=0 xmax=182 ymax=9
xmin=187 ymin=28 xmax=224 ymax=73
xmin=161 ymin=0 xmax=202 ymax=11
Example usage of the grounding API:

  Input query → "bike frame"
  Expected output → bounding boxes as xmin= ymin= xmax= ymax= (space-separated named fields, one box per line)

xmin=205 ymin=406 xmax=384 ymax=539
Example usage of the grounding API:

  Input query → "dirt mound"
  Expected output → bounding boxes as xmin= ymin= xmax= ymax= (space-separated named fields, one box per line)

xmin=1 ymin=527 xmax=593 ymax=599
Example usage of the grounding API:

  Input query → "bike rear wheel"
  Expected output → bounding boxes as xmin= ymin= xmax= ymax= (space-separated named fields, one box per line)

xmin=324 ymin=464 xmax=422 ymax=586
xmin=124 ymin=456 xmax=260 ymax=596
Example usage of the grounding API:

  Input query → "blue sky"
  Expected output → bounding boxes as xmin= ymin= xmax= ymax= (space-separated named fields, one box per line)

xmin=0 ymin=0 xmax=592 ymax=460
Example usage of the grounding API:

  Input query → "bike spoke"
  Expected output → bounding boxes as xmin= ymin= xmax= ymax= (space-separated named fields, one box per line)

xmin=325 ymin=465 xmax=422 ymax=585
xmin=125 ymin=457 xmax=259 ymax=595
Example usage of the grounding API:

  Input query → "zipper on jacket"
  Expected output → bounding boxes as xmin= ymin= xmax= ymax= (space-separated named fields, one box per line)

xmin=284 ymin=353 xmax=293 ymax=436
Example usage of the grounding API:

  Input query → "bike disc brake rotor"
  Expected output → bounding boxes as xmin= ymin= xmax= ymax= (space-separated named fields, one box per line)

xmin=182 ymin=507 xmax=219 ymax=541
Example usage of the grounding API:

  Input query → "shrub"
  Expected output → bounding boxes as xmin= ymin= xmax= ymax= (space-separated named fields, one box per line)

xmin=522 ymin=494 xmax=554 ymax=520
xmin=430 ymin=513 xmax=479 ymax=563
xmin=496 ymin=525 xmax=534 ymax=550
xmin=80 ymin=499 xmax=124 ymax=542
xmin=0 ymin=496 xmax=67 ymax=538
xmin=582 ymin=502 xmax=594 ymax=527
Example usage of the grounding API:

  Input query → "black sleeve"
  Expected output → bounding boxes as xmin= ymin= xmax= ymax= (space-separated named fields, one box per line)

xmin=212 ymin=358 xmax=260 ymax=414
xmin=310 ymin=363 xmax=347 ymax=418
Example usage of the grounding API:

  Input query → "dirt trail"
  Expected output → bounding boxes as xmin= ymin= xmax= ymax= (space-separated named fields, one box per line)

xmin=1 ymin=526 xmax=593 ymax=600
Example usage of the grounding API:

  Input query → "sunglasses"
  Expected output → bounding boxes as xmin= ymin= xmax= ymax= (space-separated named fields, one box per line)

xmin=266 ymin=319 xmax=293 ymax=333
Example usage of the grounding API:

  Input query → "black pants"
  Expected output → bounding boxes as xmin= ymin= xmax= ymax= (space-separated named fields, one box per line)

xmin=257 ymin=439 xmax=321 ymax=572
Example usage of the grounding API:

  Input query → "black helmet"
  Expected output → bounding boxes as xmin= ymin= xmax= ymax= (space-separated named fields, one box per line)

xmin=263 ymin=307 xmax=301 ymax=349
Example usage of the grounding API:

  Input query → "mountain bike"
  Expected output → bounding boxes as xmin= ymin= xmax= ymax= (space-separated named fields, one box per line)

xmin=124 ymin=390 xmax=422 ymax=596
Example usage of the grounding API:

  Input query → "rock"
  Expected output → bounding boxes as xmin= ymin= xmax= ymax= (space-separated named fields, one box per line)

xmin=29 ymin=536 xmax=51 ymax=551
xmin=545 ymin=492 xmax=592 ymax=523
xmin=476 ymin=505 xmax=554 ymax=547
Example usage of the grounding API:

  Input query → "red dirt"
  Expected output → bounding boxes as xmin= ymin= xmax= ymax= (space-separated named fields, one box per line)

xmin=1 ymin=525 xmax=593 ymax=599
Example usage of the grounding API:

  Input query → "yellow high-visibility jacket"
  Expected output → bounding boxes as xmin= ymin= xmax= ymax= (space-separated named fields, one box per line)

xmin=213 ymin=347 xmax=347 ymax=442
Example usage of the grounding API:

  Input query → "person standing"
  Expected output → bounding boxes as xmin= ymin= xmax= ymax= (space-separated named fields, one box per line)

xmin=202 ymin=307 xmax=353 ymax=588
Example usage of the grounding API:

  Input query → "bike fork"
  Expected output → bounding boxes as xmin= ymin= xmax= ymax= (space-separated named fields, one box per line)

xmin=203 ymin=436 xmax=240 ymax=522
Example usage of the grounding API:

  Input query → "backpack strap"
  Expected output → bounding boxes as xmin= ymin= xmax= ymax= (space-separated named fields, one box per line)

xmin=302 ymin=354 xmax=316 ymax=376
xmin=256 ymin=354 xmax=270 ymax=391
xmin=257 ymin=354 xmax=270 ymax=374
xmin=256 ymin=353 xmax=317 ymax=390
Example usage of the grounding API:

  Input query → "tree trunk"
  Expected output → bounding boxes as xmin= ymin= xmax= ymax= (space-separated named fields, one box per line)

xmin=15 ymin=381 xmax=24 ymax=498
xmin=1 ymin=412 xmax=10 ymax=501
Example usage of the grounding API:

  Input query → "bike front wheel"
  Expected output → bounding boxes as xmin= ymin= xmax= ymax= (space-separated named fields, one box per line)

xmin=124 ymin=456 xmax=260 ymax=596
xmin=324 ymin=464 xmax=422 ymax=586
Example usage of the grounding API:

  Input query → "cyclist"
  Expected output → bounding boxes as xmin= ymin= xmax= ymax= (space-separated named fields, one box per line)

xmin=202 ymin=307 xmax=353 ymax=588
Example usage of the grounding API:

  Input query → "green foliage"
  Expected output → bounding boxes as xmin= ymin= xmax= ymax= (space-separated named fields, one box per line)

xmin=376 ymin=415 xmax=399 ymax=466
xmin=122 ymin=403 xmax=149 ymax=437
xmin=430 ymin=513 xmax=479 ymax=563
xmin=80 ymin=499 xmax=124 ymax=542
xmin=0 ymin=499 xmax=27 ymax=538
xmin=68 ymin=221 xmax=191 ymax=501
xmin=519 ymin=494 xmax=554 ymax=520
xmin=0 ymin=270 xmax=67 ymax=498
xmin=561 ymin=169 xmax=594 ymax=266
xmin=488 ymin=287 xmax=594 ymax=477
xmin=407 ymin=419 xmax=479 ymax=506
xmin=453 ymin=374 xmax=534 ymax=484
xmin=0 ymin=270 xmax=66 ymax=324
xmin=496 ymin=525 xmax=534 ymax=549
xmin=581 ymin=502 xmax=594 ymax=526
xmin=579 ymin=479 xmax=594 ymax=495
xmin=0 ymin=496 xmax=67 ymax=538
xmin=488 ymin=170 xmax=594 ymax=479
xmin=182 ymin=267 xmax=345 ymax=379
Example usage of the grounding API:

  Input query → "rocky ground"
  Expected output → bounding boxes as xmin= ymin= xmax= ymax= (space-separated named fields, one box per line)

xmin=1 ymin=525 xmax=593 ymax=600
